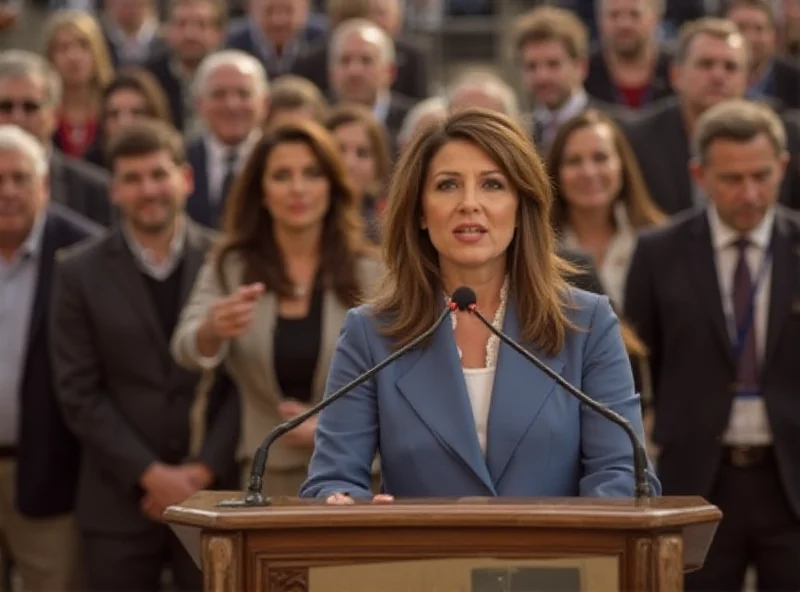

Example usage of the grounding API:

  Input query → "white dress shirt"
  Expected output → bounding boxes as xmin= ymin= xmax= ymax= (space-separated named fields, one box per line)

xmin=560 ymin=202 xmax=638 ymax=310
xmin=708 ymin=206 xmax=775 ymax=445
xmin=204 ymin=132 xmax=260 ymax=205
xmin=463 ymin=367 xmax=495 ymax=456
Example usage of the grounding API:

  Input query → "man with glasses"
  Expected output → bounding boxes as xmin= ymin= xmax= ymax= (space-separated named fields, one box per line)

xmin=0 ymin=51 xmax=112 ymax=226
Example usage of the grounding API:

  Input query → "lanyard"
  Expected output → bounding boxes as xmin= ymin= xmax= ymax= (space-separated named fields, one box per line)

xmin=729 ymin=238 xmax=774 ymax=365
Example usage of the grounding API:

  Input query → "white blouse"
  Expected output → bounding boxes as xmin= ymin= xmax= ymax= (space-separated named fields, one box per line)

xmin=463 ymin=366 xmax=496 ymax=456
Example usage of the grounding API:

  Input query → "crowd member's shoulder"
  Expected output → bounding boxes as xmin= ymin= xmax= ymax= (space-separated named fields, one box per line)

xmin=48 ymin=202 xmax=105 ymax=242
xmin=637 ymin=206 xmax=703 ymax=249
xmin=58 ymin=151 xmax=110 ymax=185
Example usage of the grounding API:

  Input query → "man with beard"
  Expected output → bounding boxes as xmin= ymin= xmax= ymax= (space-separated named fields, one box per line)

xmin=145 ymin=0 xmax=227 ymax=135
xmin=50 ymin=120 xmax=239 ymax=591
xmin=328 ymin=18 xmax=415 ymax=148
xmin=186 ymin=50 xmax=267 ymax=228
xmin=0 ymin=124 xmax=100 ymax=592
xmin=585 ymin=0 xmax=674 ymax=109
xmin=513 ymin=6 xmax=629 ymax=155
xmin=624 ymin=18 xmax=800 ymax=215
xmin=625 ymin=99 xmax=800 ymax=592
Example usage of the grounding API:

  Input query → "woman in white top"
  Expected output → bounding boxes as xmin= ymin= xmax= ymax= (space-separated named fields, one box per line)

xmin=547 ymin=109 xmax=666 ymax=310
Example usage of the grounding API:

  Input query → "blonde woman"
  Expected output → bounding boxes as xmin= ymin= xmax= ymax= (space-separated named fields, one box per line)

xmin=42 ymin=11 xmax=114 ymax=158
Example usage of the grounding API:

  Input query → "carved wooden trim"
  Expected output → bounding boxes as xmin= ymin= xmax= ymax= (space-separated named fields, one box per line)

xmin=633 ymin=536 xmax=654 ymax=591
xmin=202 ymin=533 xmax=241 ymax=592
xmin=268 ymin=569 xmax=309 ymax=592
xmin=655 ymin=535 xmax=684 ymax=592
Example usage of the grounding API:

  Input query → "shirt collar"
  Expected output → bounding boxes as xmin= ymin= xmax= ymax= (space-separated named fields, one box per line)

xmin=122 ymin=217 xmax=187 ymax=268
xmin=372 ymin=91 xmax=391 ymax=123
xmin=248 ymin=17 xmax=301 ymax=62
xmin=708 ymin=204 xmax=776 ymax=251
xmin=534 ymin=89 xmax=589 ymax=126
xmin=20 ymin=211 xmax=47 ymax=259
xmin=104 ymin=15 xmax=159 ymax=47
xmin=205 ymin=130 xmax=260 ymax=164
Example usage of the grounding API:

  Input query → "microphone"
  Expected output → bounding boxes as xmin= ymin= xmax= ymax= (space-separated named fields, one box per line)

xmin=219 ymin=298 xmax=459 ymax=507
xmin=451 ymin=286 xmax=653 ymax=500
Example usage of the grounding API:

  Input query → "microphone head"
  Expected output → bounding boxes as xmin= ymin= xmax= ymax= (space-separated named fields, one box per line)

xmin=451 ymin=286 xmax=477 ymax=311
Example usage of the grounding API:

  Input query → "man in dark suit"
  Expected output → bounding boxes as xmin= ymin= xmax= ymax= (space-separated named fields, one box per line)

xmin=625 ymin=99 xmax=800 ymax=591
xmin=513 ymin=6 xmax=632 ymax=155
xmin=0 ymin=124 xmax=101 ymax=591
xmin=0 ymin=51 xmax=112 ymax=226
xmin=225 ymin=0 xmax=326 ymax=79
xmin=186 ymin=50 xmax=266 ymax=228
xmin=50 ymin=120 xmax=239 ymax=591
xmin=145 ymin=0 xmax=226 ymax=134
xmin=328 ymin=18 xmax=415 ymax=147
xmin=624 ymin=18 xmax=800 ymax=215
xmin=291 ymin=0 xmax=429 ymax=101
xmin=725 ymin=0 xmax=800 ymax=110
xmin=585 ymin=0 xmax=674 ymax=109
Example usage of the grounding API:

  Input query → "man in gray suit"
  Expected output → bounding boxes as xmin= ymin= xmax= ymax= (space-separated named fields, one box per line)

xmin=50 ymin=120 xmax=238 ymax=591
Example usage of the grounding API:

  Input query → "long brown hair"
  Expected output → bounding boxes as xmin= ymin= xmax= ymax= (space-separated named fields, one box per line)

xmin=215 ymin=120 xmax=368 ymax=307
xmin=325 ymin=104 xmax=392 ymax=197
xmin=548 ymin=109 xmax=666 ymax=231
xmin=373 ymin=107 xmax=575 ymax=355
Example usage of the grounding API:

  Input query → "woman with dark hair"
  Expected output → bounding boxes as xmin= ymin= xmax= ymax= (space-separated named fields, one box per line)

xmin=171 ymin=120 xmax=382 ymax=496
xmin=325 ymin=104 xmax=392 ymax=243
xmin=299 ymin=108 xmax=660 ymax=502
xmin=84 ymin=68 xmax=173 ymax=169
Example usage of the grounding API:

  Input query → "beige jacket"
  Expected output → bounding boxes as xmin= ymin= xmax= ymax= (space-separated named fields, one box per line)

xmin=171 ymin=252 xmax=382 ymax=471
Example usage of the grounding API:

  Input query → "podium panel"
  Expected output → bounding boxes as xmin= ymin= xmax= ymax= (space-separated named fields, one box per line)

xmin=166 ymin=492 xmax=721 ymax=592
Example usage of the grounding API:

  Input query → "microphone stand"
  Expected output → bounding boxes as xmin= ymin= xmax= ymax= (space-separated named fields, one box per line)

xmin=219 ymin=304 xmax=456 ymax=507
xmin=467 ymin=304 xmax=653 ymax=500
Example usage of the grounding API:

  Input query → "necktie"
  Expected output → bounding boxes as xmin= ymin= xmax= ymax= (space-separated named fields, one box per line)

xmin=220 ymin=149 xmax=238 ymax=205
xmin=732 ymin=238 xmax=759 ymax=389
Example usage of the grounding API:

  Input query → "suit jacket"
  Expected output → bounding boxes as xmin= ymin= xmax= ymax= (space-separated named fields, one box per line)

xmin=584 ymin=47 xmax=674 ymax=108
xmin=102 ymin=26 xmax=167 ymax=68
xmin=623 ymin=98 xmax=800 ymax=214
xmin=185 ymin=137 xmax=221 ymax=229
xmin=764 ymin=56 xmax=800 ymax=111
xmin=50 ymin=220 xmax=239 ymax=534
xmin=623 ymin=206 xmax=800 ymax=517
xmin=299 ymin=289 xmax=661 ymax=499
xmin=15 ymin=204 xmax=103 ymax=518
xmin=171 ymin=252 xmax=383 ymax=474
xmin=50 ymin=150 xmax=113 ymax=227
xmin=290 ymin=36 xmax=429 ymax=101
xmin=145 ymin=52 xmax=186 ymax=132
xmin=225 ymin=18 xmax=327 ymax=79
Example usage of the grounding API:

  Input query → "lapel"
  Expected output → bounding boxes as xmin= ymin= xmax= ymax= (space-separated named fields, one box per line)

xmin=685 ymin=212 xmax=735 ymax=367
xmin=661 ymin=104 xmax=694 ymax=213
xmin=178 ymin=221 xmax=209 ymax=307
xmin=24 ymin=214 xmax=58 ymax=352
xmin=485 ymin=300 xmax=565 ymax=485
xmin=764 ymin=209 xmax=800 ymax=371
xmin=106 ymin=228 xmax=169 ymax=355
xmin=395 ymin=315 xmax=496 ymax=494
xmin=48 ymin=153 xmax=69 ymax=207
xmin=186 ymin=141 xmax=212 ymax=227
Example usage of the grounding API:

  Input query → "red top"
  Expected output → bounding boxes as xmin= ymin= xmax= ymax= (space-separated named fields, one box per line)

xmin=55 ymin=114 xmax=98 ymax=158
xmin=617 ymin=84 xmax=649 ymax=109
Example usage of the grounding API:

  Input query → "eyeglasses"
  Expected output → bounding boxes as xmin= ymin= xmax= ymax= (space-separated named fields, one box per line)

xmin=0 ymin=100 xmax=42 ymax=114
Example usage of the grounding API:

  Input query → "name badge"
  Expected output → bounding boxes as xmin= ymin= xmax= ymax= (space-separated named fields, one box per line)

xmin=726 ymin=388 xmax=771 ymax=444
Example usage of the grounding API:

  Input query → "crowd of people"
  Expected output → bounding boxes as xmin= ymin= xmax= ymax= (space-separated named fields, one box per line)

xmin=1 ymin=0 xmax=800 ymax=590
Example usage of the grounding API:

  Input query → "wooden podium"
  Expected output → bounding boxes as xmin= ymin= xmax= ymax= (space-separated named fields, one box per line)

xmin=165 ymin=491 xmax=721 ymax=592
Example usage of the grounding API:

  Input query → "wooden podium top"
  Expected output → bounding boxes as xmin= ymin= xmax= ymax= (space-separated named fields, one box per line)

xmin=165 ymin=491 xmax=721 ymax=532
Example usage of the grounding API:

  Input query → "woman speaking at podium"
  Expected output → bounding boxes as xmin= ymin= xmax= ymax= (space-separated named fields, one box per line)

xmin=300 ymin=109 xmax=660 ymax=502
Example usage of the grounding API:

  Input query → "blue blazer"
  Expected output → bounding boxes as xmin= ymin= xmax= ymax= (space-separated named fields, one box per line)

xmin=299 ymin=289 xmax=661 ymax=499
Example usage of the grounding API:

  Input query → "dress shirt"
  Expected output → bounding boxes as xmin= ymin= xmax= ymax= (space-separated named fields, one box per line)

xmin=104 ymin=16 xmax=159 ymax=65
xmin=708 ymin=205 xmax=775 ymax=445
xmin=204 ymin=132 xmax=260 ymax=205
xmin=122 ymin=219 xmax=187 ymax=281
xmin=372 ymin=91 xmax=391 ymax=125
xmin=463 ymin=367 xmax=495 ymax=456
xmin=0 ymin=213 xmax=46 ymax=446
xmin=534 ymin=89 xmax=590 ymax=150
xmin=248 ymin=18 xmax=303 ymax=77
